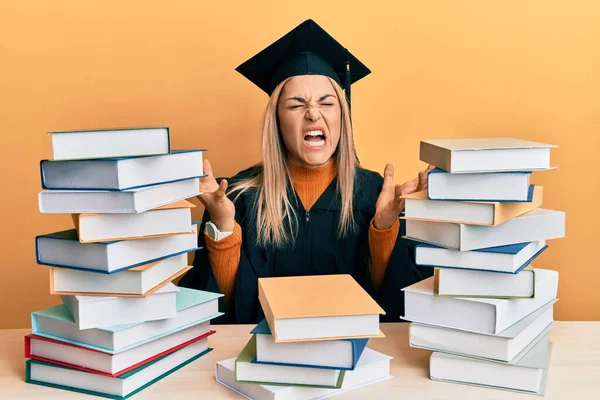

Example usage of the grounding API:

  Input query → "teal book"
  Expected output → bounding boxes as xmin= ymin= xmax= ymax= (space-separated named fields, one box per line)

xmin=26 ymin=338 xmax=212 ymax=399
xmin=31 ymin=287 xmax=223 ymax=353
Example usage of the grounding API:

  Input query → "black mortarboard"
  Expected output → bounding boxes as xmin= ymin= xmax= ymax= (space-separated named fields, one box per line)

xmin=235 ymin=19 xmax=371 ymax=108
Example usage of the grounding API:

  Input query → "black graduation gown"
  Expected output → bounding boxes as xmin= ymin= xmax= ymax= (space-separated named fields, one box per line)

xmin=178 ymin=165 xmax=432 ymax=324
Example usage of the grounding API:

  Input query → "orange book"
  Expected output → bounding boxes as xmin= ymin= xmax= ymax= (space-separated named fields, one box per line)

xmin=49 ymin=254 xmax=192 ymax=297
xmin=258 ymin=274 xmax=385 ymax=343
xmin=72 ymin=199 xmax=195 ymax=243
xmin=402 ymin=186 xmax=543 ymax=226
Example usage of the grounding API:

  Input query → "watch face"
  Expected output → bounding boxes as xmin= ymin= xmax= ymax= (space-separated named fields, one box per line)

xmin=206 ymin=222 xmax=216 ymax=238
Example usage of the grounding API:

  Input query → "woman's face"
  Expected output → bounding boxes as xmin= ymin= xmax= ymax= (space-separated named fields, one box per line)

xmin=277 ymin=75 xmax=342 ymax=168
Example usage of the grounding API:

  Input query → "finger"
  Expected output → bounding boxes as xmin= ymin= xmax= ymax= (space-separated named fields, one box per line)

xmin=399 ymin=177 xmax=419 ymax=195
xmin=391 ymin=184 xmax=404 ymax=209
xmin=382 ymin=163 xmax=395 ymax=190
xmin=426 ymin=164 xmax=436 ymax=173
xmin=216 ymin=179 xmax=228 ymax=198
xmin=203 ymin=159 xmax=215 ymax=179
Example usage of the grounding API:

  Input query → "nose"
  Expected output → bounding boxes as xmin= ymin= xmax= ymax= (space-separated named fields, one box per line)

xmin=305 ymin=106 xmax=322 ymax=122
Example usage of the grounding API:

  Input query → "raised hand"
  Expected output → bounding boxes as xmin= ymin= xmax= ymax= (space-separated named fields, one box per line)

xmin=196 ymin=159 xmax=235 ymax=231
xmin=373 ymin=163 xmax=434 ymax=230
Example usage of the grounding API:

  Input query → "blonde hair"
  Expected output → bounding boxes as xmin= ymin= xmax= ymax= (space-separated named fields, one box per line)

xmin=229 ymin=76 xmax=359 ymax=248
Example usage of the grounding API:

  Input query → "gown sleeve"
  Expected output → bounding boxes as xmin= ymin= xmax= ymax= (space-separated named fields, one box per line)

xmin=178 ymin=178 xmax=263 ymax=324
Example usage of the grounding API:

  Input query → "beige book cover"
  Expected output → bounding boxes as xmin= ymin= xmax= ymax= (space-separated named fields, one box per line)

xmin=48 ymin=265 xmax=192 ymax=297
xmin=420 ymin=138 xmax=557 ymax=173
xmin=258 ymin=274 xmax=385 ymax=342
xmin=401 ymin=186 xmax=542 ymax=226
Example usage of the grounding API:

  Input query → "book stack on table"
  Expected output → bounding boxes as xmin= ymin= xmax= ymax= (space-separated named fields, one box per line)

xmin=27 ymin=127 xmax=223 ymax=399
xmin=216 ymin=274 xmax=394 ymax=400
xmin=401 ymin=138 xmax=566 ymax=396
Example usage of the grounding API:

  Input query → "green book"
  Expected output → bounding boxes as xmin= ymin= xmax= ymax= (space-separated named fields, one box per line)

xmin=235 ymin=335 xmax=345 ymax=388
xmin=26 ymin=339 xmax=212 ymax=399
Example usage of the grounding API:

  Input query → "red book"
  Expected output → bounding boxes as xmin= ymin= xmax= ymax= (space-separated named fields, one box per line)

xmin=25 ymin=323 xmax=215 ymax=377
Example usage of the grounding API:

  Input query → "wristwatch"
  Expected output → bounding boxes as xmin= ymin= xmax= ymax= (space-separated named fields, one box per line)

xmin=205 ymin=221 xmax=234 ymax=241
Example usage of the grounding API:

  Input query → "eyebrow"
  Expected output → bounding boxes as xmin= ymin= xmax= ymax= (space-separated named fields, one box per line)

xmin=285 ymin=94 xmax=336 ymax=102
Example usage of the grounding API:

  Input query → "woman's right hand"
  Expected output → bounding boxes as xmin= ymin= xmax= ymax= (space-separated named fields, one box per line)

xmin=196 ymin=159 xmax=236 ymax=231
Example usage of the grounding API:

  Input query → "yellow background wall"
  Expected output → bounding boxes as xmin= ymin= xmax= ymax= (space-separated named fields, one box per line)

xmin=1 ymin=1 xmax=598 ymax=328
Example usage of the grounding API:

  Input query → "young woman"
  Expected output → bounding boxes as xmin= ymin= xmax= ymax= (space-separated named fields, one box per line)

xmin=179 ymin=19 xmax=432 ymax=323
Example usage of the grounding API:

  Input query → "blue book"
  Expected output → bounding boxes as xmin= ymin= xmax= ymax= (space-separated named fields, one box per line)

xmin=26 ymin=342 xmax=213 ymax=399
xmin=249 ymin=319 xmax=368 ymax=370
xmin=41 ymin=149 xmax=207 ymax=191
xmin=415 ymin=240 xmax=548 ymax=274
xmin=31 ymin=287 xmax=223 ymax=354
xmin=36 ymin=223 xmax=202 ymax=274
xmin=427 ymin=168 xmax=534 ymax=202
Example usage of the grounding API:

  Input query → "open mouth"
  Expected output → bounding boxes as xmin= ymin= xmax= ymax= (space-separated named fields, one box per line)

xmin=303 ymin=130 xmax=326 ymax=148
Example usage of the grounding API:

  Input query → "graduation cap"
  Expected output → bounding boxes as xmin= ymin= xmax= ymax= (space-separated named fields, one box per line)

xmin=235 ymin=19 xmax=371 ymax=109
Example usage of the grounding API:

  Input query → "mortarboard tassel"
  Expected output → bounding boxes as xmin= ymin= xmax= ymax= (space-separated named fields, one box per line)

xmin=345 ymin=48 xmax=351 ymax=112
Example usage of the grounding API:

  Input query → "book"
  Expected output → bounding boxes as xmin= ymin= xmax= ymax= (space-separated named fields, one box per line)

xmin=414 ymin=241 xmax=547 ymax=274
xmin=258 ymin=274 xmax=385 ymax=343
xmin=72 ymin=200 xmax=195 ymax=243
xmin=41 ymin=149 xmax=205 ymax=190
xmin=402 ymin=186 xmax=542 ymax=226
xmin=409 ymin=299 xmax=556 ymax=362
xmin=427 ymin=168 xmax=532 ymax=201
xmin=251 ymin=319 xmax=368 ymax=370
xmin=404 ymin=208 xmax=565 ymax=251
xmin=419 ymin=138 xmax=556 ymax=173
xmin=25 ymin=325 xmax=215 ymax=377
xmin=401 ymin=268 xmax=558 ymax=334
xmin=61 ymin=283 xmax=179 ymax=330
xmin=26 ymin=337 xmax=212 ymax=399
xmin=434 ymin=266 xmax=536 ymax=298
xmin=216 ymin=348 xmax=392 ymax=400
xmin=36 ymin=225 xmax=200 ymax=273
xmin=49 ymin=253 xmax=191 ymax=297
xmin=429 ymin=333 xmax=553 ymax=395
xmin=235 ymin=335 xmax=345 ymax=388
xmin=31 ymin=287 xmax=222 ymax=353
xmin=38 ymin=177 xmax=201 ymax=214
xmin=49 ymin=126 xmax=170 ymax=161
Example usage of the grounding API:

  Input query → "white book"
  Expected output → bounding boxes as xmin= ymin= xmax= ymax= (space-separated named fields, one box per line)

xmin=252 ymin=319 xmax=367 ymax=370
xmin=405 ymin=208 xmax=565 ymax=251
xmin=38 ymin=177 xmax=200 ymax=214
xmin=420 ymin=138 xmax=556 ymax=173
xmin=49 ymin=126 xmax=170 ymax=161
xmin=26 ymin=337 xmax=211 ymax=398
xmin=49 ymin=253 xmax=189 ymax=296
xmin=41 ymin=150 xmax=205 ymax=190
xmin=235 ymin=336 xmax=343 ymax=388
xmin=427 ymin=169 xmax=532 ymax=201
xmin=409 ymin=299 xmax=556 ymax=361
xmin=61 ymin=283 xmax=179 ymax=330
xmin=32 ymin=287 xmax=222 ymax=353
xmin=401 ymin=268 xmax=558 ymax=334
xmin=403 ymin=186 xmax=542 ymax=226
xmin=435 ymin=267 xmax=536 ymax=298
xmin=27 ymin=322 xmax=212 ymax=375
xmin=74 ymin=200 xmax=195 ymax=243
xmin=36 ymin=225 xmax=199 ymax=273
xmin=430 ymin=333 xmax=552 ymax=395
xmin=216 ymin=348 xmax=392 ymax=400
xmin=415 ymin=241 xmax=547 ymax=273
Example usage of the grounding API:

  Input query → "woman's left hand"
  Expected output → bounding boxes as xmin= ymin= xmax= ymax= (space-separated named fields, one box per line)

xmin=373 ymin=163 xmax=435 ymax=230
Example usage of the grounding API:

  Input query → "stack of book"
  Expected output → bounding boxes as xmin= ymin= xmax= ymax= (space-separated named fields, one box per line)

xmin=401 ymin=138 xmax=566 ymax=395
xmin=216 ymin=274 xmax=393 ymax=399
xmin=26 ymin=127 xmax=223 ymax=399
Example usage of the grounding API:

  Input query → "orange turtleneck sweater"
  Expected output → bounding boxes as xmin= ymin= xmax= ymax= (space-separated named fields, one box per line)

xmin=204 ymin=160 xmax=400 ymax=304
